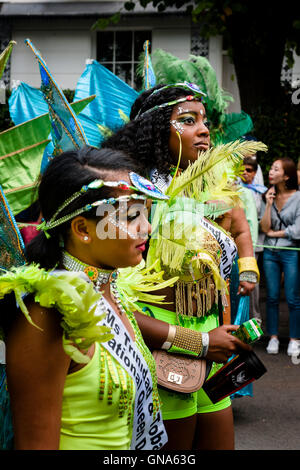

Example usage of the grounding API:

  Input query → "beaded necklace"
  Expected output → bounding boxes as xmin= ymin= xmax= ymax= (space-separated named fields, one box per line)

xmin=62 ymin=251 xmax=160 ymax=419
xmin=62 ymin=251 xmax=123 ymax=313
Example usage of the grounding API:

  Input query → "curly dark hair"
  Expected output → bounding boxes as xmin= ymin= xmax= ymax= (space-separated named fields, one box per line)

xmin=102 ymin=85 xmax=199 ymax=181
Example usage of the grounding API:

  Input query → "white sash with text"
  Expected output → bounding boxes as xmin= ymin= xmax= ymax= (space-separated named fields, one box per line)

xmin=99 ymin=300 xmax=168 ymax=450
xmin=199 ymin=218 xmax=237 ymax=280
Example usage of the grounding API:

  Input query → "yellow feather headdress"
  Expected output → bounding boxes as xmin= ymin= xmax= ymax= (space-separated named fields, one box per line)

xmin=147 ymin=139 xmax=268 ymax=284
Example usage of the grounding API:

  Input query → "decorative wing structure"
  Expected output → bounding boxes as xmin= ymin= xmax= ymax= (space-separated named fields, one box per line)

xmin=74 ymin=59 xmax=138 ymax=143
xmin=0 ymin=41 xmax=16 ymax=80
xmin=25 ymin=39 xmax=89 ymax=157
xmin=0 ymin=96 xmax=95 ymax=215
xmin=141 ymin=40 xmax=157 ymax=90
xmin=8 ymin=82 xmax=49 ymax=124
xmin=0 ymin=184 xmax=26 ymax=271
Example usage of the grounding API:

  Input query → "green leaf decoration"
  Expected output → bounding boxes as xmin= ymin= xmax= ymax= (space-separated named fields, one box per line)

xmin=0 ymin=96 xmax=95 ymax=215
xmin=0 ymin=41 xmax=16 ymax=80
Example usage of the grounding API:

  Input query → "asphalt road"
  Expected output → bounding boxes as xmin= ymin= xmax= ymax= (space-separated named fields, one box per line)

xmin=232 ymin=283 xmax=300 ymax=451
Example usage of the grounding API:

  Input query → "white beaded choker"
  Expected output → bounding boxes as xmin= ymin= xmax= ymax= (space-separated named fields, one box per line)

xmin=62 ymin=251 xmax=117 ymax=289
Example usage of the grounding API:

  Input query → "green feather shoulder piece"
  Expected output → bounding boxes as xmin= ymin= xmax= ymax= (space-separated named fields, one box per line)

xmin=0 ymin=262 xmax=178 ymax=359
xmin=0 ymin=264 xmax=113 ymax=363
xmin=118 ymin=259 xmax=178 ymax=312
xmin=168 ymin=139 xmax=268 ymax=204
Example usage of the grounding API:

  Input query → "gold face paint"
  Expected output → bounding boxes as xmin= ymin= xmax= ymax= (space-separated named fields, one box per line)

xmin=170 ymin=111 xmax=198 ymax=135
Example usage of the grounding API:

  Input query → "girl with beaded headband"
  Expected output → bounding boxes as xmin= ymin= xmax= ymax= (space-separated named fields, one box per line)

xmin=0 ymin=146 xmax=172 ymax=450
xmin=0 ymin=145 xmax=250 ymax=450
xmin=102 ymin=83 xmax=265 ymax=450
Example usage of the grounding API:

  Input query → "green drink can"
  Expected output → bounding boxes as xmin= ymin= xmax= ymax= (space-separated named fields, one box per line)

xmin=232 ymin=318 xmax=263 ymax=344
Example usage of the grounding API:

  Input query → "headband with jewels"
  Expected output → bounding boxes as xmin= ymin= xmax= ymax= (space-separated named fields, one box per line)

xmin=82 ymin=172 xmax=168 ymax=201
xmin=37 ymin=172 xmax=168 ymax=238
xmin=135 ymin=81 xmax=206 ymax=120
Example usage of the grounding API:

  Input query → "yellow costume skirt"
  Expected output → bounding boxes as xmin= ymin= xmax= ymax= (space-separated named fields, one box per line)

xmin=138 ymin=302 xmax=231 ymax=420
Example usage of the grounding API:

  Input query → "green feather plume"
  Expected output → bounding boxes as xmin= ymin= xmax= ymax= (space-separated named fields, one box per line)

xmin=151 ymin=49 xmax=233 ymax=121
xmin=0 ymin=264 xmax=113 ymax=363
xmin=167 ymin=140 xmax=268 ymax=203
xmin=0 ymin=41 xmax=16 ymax=80
xmin=118 ymin=259 xmax=178 ymax=312
xmin=146 ymin=140 xmax=268 ymax=285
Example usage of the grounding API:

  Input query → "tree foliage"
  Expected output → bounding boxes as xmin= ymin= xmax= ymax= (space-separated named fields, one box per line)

xmin=124 ymin=0 xmax=300 ymax=56
xmin=124 ymin=1 xmax=300 ymax=113
xmin=122 ymin=1 xmax=300 ymax=174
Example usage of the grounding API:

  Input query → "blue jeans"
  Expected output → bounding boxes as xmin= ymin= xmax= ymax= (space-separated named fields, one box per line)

xmin=263 ymin=248 xmax=300 ymax=338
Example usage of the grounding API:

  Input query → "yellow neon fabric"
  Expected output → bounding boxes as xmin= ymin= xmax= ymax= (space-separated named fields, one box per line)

xmin=138 ymin=302 xmax=231 ymax=419
xmin=59 ymin=342 xmax=135 ymax=450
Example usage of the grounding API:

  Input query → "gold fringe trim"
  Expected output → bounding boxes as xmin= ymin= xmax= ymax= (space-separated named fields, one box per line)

xmin=175 ymin=274 xmax=217 ymax=318
xmin=99 ymin=347 xmax=134 ymax=423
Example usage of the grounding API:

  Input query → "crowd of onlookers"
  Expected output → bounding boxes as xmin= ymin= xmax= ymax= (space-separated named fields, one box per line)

xmin=240 ymin=155 xmax=300 ymax=357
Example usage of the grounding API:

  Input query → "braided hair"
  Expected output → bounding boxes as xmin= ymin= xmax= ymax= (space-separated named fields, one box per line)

xmin=102 ymin=85 xmax=197 ymax=181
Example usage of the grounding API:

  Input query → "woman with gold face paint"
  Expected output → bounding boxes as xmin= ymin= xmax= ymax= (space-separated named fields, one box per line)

xmin=102 ymin=84 xmax=259 ymax=450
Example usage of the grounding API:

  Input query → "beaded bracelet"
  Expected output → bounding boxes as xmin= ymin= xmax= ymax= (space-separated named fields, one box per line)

xmin=238 ymin=256 xmax=260 ymax=282
xmin=167 ymin=325 xmax=204 ymax=357
xmin=239 ymin=271 xmax=258 ymax=283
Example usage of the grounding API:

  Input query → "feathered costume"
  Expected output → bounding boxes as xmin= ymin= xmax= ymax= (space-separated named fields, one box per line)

xmin=139 ymin=47 xmax=267 ymax=404
xmin=146 ymin=138 xmax=267 ymax=319
xmin=0 ymin=39 xmax=177 ymax=352
xmin=0 ymin=39 xmax=268 ymax=443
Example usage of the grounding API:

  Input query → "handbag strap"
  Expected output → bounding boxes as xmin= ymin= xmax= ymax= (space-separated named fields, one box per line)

xmin=273 ymin=204 xmax=287 ymax=228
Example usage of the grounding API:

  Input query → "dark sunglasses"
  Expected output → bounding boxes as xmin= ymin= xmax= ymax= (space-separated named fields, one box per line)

xmin=244 ymin=167 xmax=255 ymax=173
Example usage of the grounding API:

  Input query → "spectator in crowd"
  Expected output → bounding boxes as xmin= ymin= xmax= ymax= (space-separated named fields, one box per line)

xmin=260 ymin=157 xmax=300 ymax=356
xmin=241 ymin=156 xmax=268 ymax=324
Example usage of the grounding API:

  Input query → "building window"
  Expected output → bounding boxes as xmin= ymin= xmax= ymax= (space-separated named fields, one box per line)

xmin=97 ymin=30 xmax=151 ymax=89
xmin=281 ymin=56 xmax=293 ymax=86
xmin=191 ymin=30 xmax=209 ymax=58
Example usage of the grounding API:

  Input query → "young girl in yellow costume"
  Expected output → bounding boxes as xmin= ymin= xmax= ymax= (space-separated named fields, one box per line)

xmin=103 ymin=82 xmax=267 ymax=450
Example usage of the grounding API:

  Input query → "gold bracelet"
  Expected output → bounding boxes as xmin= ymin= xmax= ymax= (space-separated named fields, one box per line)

xmin=238 ymin=256 xmax=260 ymax=282
xmin=170 ymin=325 xmax=203 ymax=356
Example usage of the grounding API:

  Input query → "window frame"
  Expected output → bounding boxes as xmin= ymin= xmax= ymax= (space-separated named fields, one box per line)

xmin=95 ymin=28 xmax=152 ymax=89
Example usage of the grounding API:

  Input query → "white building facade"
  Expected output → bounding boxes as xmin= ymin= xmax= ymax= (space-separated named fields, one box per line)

xmin=1 ymin=0 xmax=299 ymax=114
